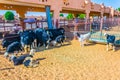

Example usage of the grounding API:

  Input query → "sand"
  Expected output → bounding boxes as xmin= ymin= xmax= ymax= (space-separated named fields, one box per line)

xmin=0 ymin=40 xmax=120 ymax=80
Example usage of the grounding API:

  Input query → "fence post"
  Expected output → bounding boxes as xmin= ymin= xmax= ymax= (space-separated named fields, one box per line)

xmin=100 ymin=13 xmax=103 ymax=38
xmin=45 ymin=6 xmax=53 ymax=29
xmin=85 ymin=11 xmax=90 ymax=31
xmin=3 ymin=20 xmax=5 ymax=32
xmin=53 ymin=9 xmax=60 ymax=29
xmin=20 ymin=19 xmax=25 ymax=31
xmin=64 ymin=19 xmax=65 ymax=27
xmin=73 ymin=23 xmax=78 ymax=40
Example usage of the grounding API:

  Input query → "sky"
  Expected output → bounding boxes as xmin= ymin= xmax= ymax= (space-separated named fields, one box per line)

xmin=92 ymin=0 xmax=120 ymax=9
xmin=0 ymin=10 xmax=68 ymax=17
xmin=0 ymin=0 xmax=120 ymax=16
xmin=0 ymin=10 xmax=46 ymax=16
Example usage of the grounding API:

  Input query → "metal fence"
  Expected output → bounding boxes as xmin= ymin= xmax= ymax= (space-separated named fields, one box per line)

xmin=89 ymin=32 xmax=120 ymax=45
xmin=59 ymin=17 xmax=120 ymax=40
xmin=0 ymin=17 xmax=120 ymax=41
xmin=0 ymin=19 xmax=20 ymax=32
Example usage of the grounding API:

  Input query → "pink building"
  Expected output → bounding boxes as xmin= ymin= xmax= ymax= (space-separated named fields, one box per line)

xmin=0 ymin=0 xmax=119 ymax=29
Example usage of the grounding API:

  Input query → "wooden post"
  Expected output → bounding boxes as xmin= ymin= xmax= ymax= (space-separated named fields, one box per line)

xmin=100 ymin=13 xmax=103 ymax=37
xmin=64 ymin=18 xmax=65 ymax=27
xmin=73 ymin=23 xmax=78 ymax=40
xmin=90 ymin=17 xmax=93 ymax=32
xmin=16 ymin=10 xmax=26 ymax=31
xmin=3 ymin=20 xmax=5 ymax=32
xmin=30 ymin=23 xmax=32 ymax=29
xmin=36 ymin=20 xmax=38 ymax=28
xmin=41 ymin=21 xmax=43 ymax=28
xmin=85 ymin=11 xmax=90 ymax=31
xmin=20 ymin=19 xmax=25 ymax=31
xmin=45 ymin=6 xmax=53 ymax=29
xmin=53 ymin=10 xmax=60 ymax=29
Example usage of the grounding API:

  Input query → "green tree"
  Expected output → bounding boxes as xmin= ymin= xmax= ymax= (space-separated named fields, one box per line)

xmin=50 ymin=12 xmax=53 ymax=18
xmin=59 ymin=13 xmax=64 ymax=17
xmin=117 ymin=8 xmax=120 ymax=11
xmin=66 ymin=13 xmax=74 ymax=20
xmin=78 ymin=14 xmax=86 ymax=19
xmin=4 ymin=11 xmax=14 ymax=21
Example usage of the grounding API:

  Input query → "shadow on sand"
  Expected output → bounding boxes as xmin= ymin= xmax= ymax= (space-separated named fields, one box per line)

xmin=0 ymin=67 xmax=15 ymax=71
xmin=35 ymin=58 xmax=46 ymax=61
xmin=32 ymin=58 xmax=46 ymax=65
xmin=0 ymin=51 xmax=5 ymax=55
xmin=36 ymin=41 xmax=72 ymax=52
xmin=84 ymin=42 xmax=96 ymax=46
xmin=115 ymin=46 xmax=120 ymax=52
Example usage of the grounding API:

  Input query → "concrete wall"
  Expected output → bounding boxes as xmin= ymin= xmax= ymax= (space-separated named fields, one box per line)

xmin=0 ymin=0 xmax=119 ymax=14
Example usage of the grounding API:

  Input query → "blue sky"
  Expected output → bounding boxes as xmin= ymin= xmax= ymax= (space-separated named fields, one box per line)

xmin=0 ymin=0 xmax=120 ymax=16
xmin=0 ymin=10 xmax=68 ymax=17
xmin=92 ymin=0 xmax=120 ymax=9
xmin=0 ymin=10 xmax=46 ymax=16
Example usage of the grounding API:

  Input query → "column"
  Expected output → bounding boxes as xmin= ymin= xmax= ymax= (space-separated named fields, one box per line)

xmin=110 ymin=7 xmax=114 ymax=18
xmin=110 ymin=7 xmax=114 ymax=27
xmin=53 ymin=10 xmax=60 ymax=29
xmin=117 ymin=14 xmax=119 ymax=25
xmin=85 ymin=11 xmax=90 ymax=31
xmin=73 ymin=23 xmax=78 ymax=40
xmin=16 ymin=10 xmax=26 ymax=18
xmin=16 ymin=10 xmax=26 ymax=30
xmin=73 ymin=13 xmax=79 ymax=40
xmin=45 ymin=6 xmax=53 ymax=29
xmin=100 ymin=12 xmax=103 ymax=35
xmin=90 ymin=16 xmax=93 ymax=31
xmin=74 ymin=13 xmax=78 ymax=18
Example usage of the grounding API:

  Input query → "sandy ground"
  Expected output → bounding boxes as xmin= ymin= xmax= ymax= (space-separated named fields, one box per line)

xmin=0 ymin=40 xmax=120 ymax=80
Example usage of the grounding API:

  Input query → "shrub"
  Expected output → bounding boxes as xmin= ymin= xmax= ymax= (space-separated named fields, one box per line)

xmin=60 ymin=13 xmax=64 ymax=17
xmin=50 ymin=13 xmax=53 ymax=18
xmin=4 ymin=11 xmax=15 ymax=21
xmin=116 ymin=8 xmax=120 ymax=11
xmin=78 ymin=14 xmax=86 ymax=19
xmin=66 ymin=13 xmax=74 ymax=20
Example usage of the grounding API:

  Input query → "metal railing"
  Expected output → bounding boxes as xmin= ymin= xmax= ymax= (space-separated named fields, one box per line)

xmin=59 ymin=18 xmax=120 ymax=40
xmin=89 ymin=32 xmax=120 ymax=45
xmin=0 ymin=19 xmax=20 ymax=32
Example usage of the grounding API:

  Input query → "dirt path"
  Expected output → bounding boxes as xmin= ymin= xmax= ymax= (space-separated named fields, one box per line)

xmin=0 ymin=40 xmax=120 ymax=80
